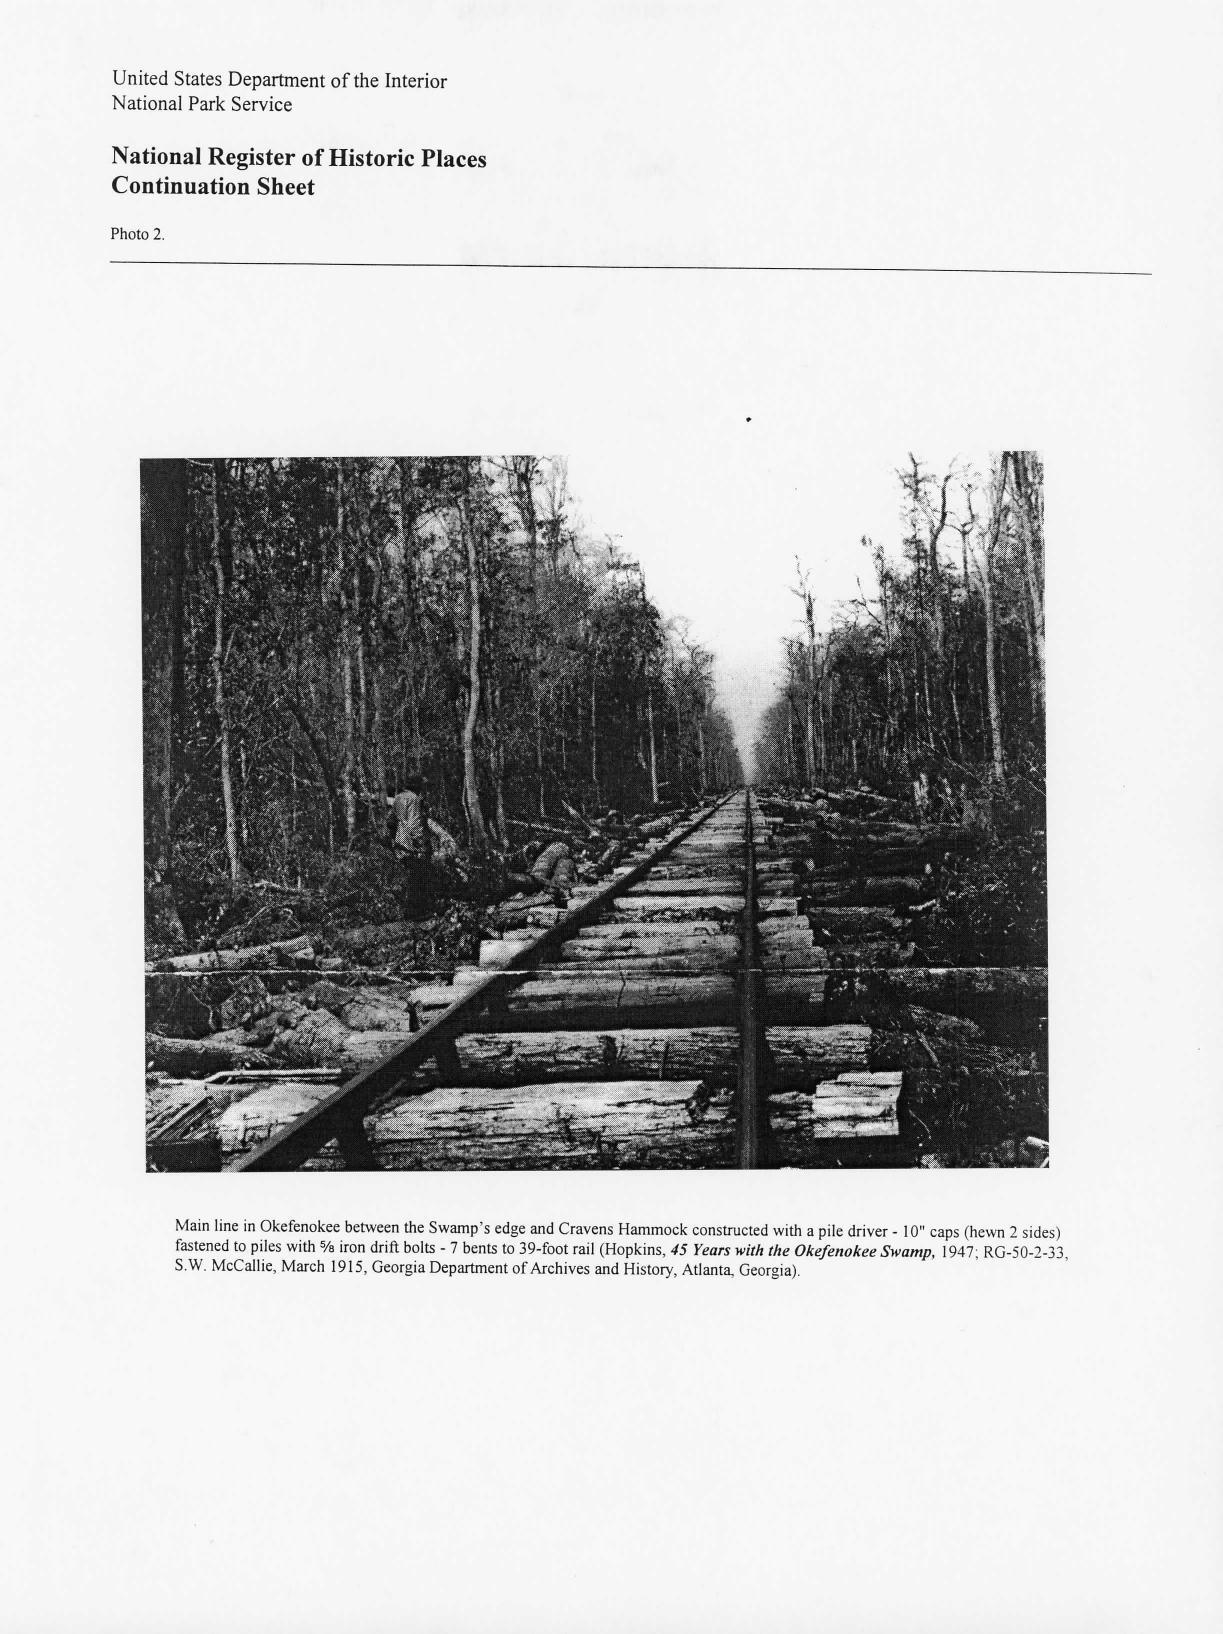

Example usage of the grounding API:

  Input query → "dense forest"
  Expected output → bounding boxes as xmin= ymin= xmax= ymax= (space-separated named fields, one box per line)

xmin=753 ymin=453 xmax=1046 ymax=965
xmin=754 ymin=453 xmax=1044 ymax=815
xmin=142 ymin=456 xmax=742 ymax=919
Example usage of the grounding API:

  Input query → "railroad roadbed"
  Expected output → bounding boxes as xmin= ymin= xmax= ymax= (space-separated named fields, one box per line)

xmin=147 ymin=787 xmax=1047 ymax=1171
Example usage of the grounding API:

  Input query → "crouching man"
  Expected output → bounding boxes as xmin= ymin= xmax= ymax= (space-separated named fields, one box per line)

xmin=386 ymin=776 xmax=433 ymax=918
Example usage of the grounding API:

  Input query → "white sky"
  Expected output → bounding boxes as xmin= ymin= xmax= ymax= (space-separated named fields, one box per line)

xmin=563 ymin=446 xmax=988 ymax=777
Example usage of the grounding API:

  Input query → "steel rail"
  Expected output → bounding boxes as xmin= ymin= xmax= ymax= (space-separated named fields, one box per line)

xmin=735 ymin=789 xmax=766 ymax=1168
xmin=232 ymin=792 xmax=736 ymax=1172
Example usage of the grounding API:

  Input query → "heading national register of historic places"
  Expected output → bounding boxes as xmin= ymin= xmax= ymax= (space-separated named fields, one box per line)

xmin=142 ymin=453 xmax=1046 ymax=1174
xmin=111 ymin=144 xmax=488 ymax=200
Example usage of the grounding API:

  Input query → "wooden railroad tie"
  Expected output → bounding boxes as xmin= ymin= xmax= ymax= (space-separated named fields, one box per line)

xmin=148 ymin=790 xmax=942 ymax=1171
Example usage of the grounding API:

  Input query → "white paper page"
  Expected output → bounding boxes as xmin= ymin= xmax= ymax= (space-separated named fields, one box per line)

xmin=3 ymin=4 xmax=1221 ymax=1631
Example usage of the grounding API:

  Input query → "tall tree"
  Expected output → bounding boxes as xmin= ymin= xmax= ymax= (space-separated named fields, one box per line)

xmin=456 ymin=460 xmax=490 ymax=846
xmin=756 ymin=453 xmax=1043 ymax=806
xmin=141 ymin=459 xmax=188 ymax=880
xmin=208 ymin=460 xmax=244 ymax=882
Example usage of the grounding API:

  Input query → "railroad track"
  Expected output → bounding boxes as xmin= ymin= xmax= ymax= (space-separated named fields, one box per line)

xmin=228 ymin=788 xmax=904 ymax=1172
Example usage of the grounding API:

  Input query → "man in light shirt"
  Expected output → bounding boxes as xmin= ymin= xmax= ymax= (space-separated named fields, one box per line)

xmin=386 ymin=776 xmax=433 ymax=916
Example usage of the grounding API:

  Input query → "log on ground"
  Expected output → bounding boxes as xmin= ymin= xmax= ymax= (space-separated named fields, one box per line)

xmin=771 ymin=1071 xmax=903 ymax=1140
xmin=756 ymin=896 xmax=801 ymax=917
xmin=218 ymin=1080 xmax=341 ymax=1161
xmin=145 ymin=969 xmax=408 ymax=1034
xmin=551 ymin=944 xmax=735 ymax=973
xmin=150 ymin=934 xmax=316 ymax=972
xmin=639 ymin=864 xmax=745 ymax=883
xmin=572 ymin=919 xmax=731 ymax=941
xmin=761 ymin=949 xmax=831 ymax=973
xmin=250 ymin=1002 xmax=414 ymax=1072
xmin=489 ymin=973 xmax=738 ymax=1030
xmin=399 ymin=1023 xmax=869 ymax=1090
xmin=608 ymin=895 xmax=743 ymax=920
xmin=767 ymin=1024 xmax=871 ymax=1081
xmin=823 ymin=940 xmax=917 ymax=969
xmin=368 ymin=1079 xmax=734 ymax=1169
xmin=405 ymin=1026 xmax=744 ymax=1088
xmin=825 ymin=967 xmax=1048 ymax=1033
xmin=806 ymin=853 xmax=938 ymax=881
xmin=327 ymin=921 xmax=415 ymax=953
xmin=623 ymin=876 xmax=744 ymax=897
xmin=557 ymin=933 xmax=740 ymax=962
xmin=146 ymin=1033 xmax=275 ymax=1075
xmin=300 ymin=980 xmax=417 ymax=1032
xmin=805 ymin=905 xmax=907 ymax=936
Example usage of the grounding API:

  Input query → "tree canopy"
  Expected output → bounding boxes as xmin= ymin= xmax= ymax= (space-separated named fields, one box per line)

xmin=753 ymin=453 xmax=1044 ymax=819
xmin=142 ymin=455 xmax=742 ymax=891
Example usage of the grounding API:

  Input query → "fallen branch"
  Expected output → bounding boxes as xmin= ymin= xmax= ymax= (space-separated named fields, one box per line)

xmin=146 ymin=1034 xmax=276 ymax=1075
xmin=152 ymin=934 xmax=315 ymax=973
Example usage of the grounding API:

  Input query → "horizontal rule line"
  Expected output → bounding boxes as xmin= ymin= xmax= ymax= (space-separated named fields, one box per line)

xmin=109 ymin=259 xmax=1152 ymax=276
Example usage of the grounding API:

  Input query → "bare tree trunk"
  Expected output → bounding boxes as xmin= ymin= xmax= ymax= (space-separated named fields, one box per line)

xmin=647 ymin=687 xmax=660 ymax=803
xmin=354 ymin=624 xmax=370 ymax=797
xmin=370 ymin=669 xmax=389 ymax=802
xmin=239 ymin=738 xmax=250 ymax=851
xmin=489 ymin=678 xmax=509 ymax=845
xmin=981 ymin=568 xmax=1007 ymax=784
xmin=674 ymin=676 xmax=684 ymax=798
xmin=511 ymin=456 xmax=548 ymax=819
xmin=1016 ymin=572 xmax=1041 ymax=723
xmin=351 ymin=467 xmax=389 ymax=803
xmin=410 ymin=675 xmax=423 ymax=775
xmin=1007 ymin=452 xmax=1047 ymax=709
xmin=141 ymin=459 xmax=188 ymax=882
xmin=590 ymin=667 xmax=599 ymax=800
xmin=284 ymin=700 xmax=341 ymax=832
xmin=949 ymin=647 xmax=966 ymax=762
xmin=803 ymin=587 xmax=818 ymax=791
xmin=457 ymin=469 xmax=489 ymax=846
xmin=395 ymin=459 xmax=425 ymax=774
xmin=921 ymin=462 xmax=951 ymax=686
xmin=335 ymin=462 xmax=358 ymax=841
xmin=976 ymin=477 xmax=1007 ymax=785
xmin=818 ymin=648 xmax=830 ymax=775
xmin=209 ymin=461 xmax=243 ymax=883
xmin=289 ymin=744 xmax=301 ymax=884
xmin=536 ymin=692 xmax=546 ymax=817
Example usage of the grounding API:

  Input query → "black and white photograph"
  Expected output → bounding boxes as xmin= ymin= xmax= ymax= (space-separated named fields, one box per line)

xmin=143 ymin=451 xmax=1048 ymax=1172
